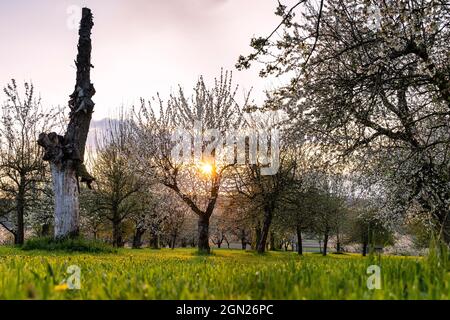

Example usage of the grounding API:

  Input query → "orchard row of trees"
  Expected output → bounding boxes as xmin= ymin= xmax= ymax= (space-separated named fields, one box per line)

xmin=0 ymin=74 xmax=419 ymax=256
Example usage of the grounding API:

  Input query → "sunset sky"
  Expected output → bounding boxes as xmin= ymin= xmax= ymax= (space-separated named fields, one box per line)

xmin=0 ymin=0 xmax=289 ymax=120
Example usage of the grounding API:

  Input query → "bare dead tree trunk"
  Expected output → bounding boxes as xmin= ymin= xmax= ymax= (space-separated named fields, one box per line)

xmin=38 ymin=8 xmax=95 ymax=240
xmin=52 ymin=165 xmax=80 ymax=239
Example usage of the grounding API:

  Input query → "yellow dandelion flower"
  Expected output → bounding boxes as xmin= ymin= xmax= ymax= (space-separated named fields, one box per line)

xmin=54 ymin=283 xmax=69 ymax=292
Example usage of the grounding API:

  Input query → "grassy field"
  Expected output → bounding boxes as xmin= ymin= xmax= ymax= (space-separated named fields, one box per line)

xmin=0 ymin=247 xmax=448 ymax=300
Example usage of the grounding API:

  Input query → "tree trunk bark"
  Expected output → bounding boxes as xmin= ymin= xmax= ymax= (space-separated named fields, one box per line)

xmin=197 ymin=214 xmax=210 ymax=254
xmin=41 ymin=223 xmax=51 ymax=237
xmin=38 ymin=8 xmax=95 ymax=241
xmin=241 ymin=237 xmax=247 ymax=250
xmin=257 ymin=206 xmax=273 ymax=254
xmin=269 ymin=231 xmax=276 ymax=251
xmin=149 ymin=230 xmax=159 ymax=249
xmin=216 ymin=236 xmax=223 ymax=248
xmin=336 ymin=230 xmax=342 ymax=253
xmin=253 ymin=224 xmax=261 ymax=250
xmin=132 ymin=227 xmax=145 ymax=249
xmin=112 ymin=219 xmax=123 ymax=247
xmin=323 ymin=232 xmax=329 ymax=256
xmin=443 ymin=230 xmax=450 ymax=245
xmin=15 ymin=192 xmax=25 ymax=245
xmin=52 ymin=164 xmax=80 ymax=239
xmin=436 ymin=212 xmax=450 ymax=245
xmin=296 ymin=225 xmax=303 ymax=255
xmin=362 ymin=241 xmax=368 ymax=257
xmin=13 ymin=231 xmax=23 ymax=246
xmin=170 ymin=232 xmax=177 ymax=249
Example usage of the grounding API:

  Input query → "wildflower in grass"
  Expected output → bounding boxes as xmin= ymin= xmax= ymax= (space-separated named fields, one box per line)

xmin=54 ymin=283 xmax=69 ymax=292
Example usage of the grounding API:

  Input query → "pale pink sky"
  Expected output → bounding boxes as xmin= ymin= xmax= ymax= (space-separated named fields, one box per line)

xmin=0 ymin=0 xmax=291 ymax=119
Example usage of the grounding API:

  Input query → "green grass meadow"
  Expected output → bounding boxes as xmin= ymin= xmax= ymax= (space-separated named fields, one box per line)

xmin=0 ymin=247 xmax=448 ymax=300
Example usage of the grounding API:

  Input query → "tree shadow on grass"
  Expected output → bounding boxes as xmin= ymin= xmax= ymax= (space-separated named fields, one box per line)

xmin=21 ymin=237 xmax=117 ymax=254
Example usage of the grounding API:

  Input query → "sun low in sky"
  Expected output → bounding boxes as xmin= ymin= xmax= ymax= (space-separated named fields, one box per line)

xmin=199 ymin=162 xmax=214 ymax=177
